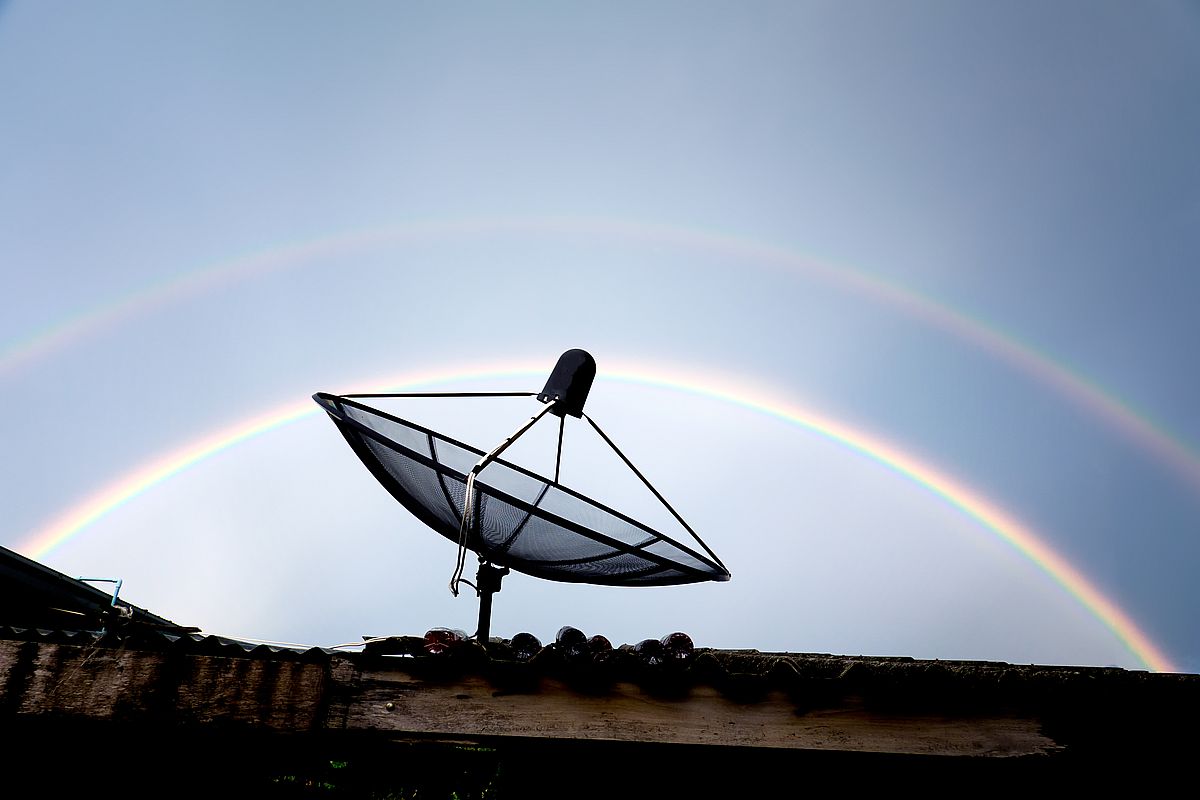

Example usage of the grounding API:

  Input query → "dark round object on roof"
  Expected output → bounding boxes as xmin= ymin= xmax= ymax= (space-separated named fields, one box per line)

xmin=556 ymin=625 xmax=586 ymax=645
xmin=510 ymin=631 xmax=542 ymax=661
xmin=587 ymin=634 xmax=613 ymax=654
xmin=634 ymin=637 xmax=665 ymax=667
xmin=555 ymin=625 xmax=588 ymax=660
xmin=423 ymin=627 xmax=467 ymax=655
xmin=660 ymin=631 xmax=695 ymax=661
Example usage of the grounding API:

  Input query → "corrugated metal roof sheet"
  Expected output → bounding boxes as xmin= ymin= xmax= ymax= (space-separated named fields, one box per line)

xmin=0 ymin=544 xmax=182 ymax=630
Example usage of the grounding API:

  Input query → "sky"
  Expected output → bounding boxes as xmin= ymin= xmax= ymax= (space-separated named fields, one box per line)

xmin=2 ymin=1 xmax=1198 ymax=672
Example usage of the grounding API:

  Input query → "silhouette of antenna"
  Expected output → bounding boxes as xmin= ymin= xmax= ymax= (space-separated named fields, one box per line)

xmin=314 ymin=349 xmax=729 ymax=640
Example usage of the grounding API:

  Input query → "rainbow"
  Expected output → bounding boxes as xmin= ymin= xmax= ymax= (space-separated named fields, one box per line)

xmin=15 ymin=358 xmax=1177 ymax=673
xmin=4 ymin=216 xmax=1199 ymax=495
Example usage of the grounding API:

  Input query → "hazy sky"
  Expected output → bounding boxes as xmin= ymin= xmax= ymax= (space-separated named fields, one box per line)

xmin=2 ymin=2 xmax=1198 ymax=672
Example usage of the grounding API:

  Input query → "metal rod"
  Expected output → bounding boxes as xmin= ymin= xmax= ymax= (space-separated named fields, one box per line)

xmin=469 ymin=401 xmax=558 ymax=481
xmin=451 ymin=401 xmax=559 ymax=594
xmin=463 ymin=399 xmax=557 ymax=538
xmin=582 ymin=412 xmax=728 ymax=572
xmin=477 ymin=588 xmax=494 ymax=642
xmin=473 ymin=563 xmax=509 ymax=642
xmin=554 ymin=414 xmax=565 ymax=484
xmin=343 ymin=391 xmax=537 ymax=399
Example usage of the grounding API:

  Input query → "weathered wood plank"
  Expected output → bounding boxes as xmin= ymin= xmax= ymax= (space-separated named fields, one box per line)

xmin=336 ymin=668 xmax=1056 ymax=757
xmin=0 ymin=641 xmax=1061 ymax=756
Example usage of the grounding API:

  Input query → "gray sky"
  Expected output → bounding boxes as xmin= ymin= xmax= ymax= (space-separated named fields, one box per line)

xmin=2 ymin=1 xmax=1198 ymax=671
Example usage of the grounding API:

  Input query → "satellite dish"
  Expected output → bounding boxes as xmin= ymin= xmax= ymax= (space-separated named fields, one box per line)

xmin=314 ymin=349 xmax=730 ymax=639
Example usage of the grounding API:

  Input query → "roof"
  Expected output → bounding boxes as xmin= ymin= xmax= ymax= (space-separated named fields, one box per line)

xmin=0 ymin=544 xmax=185 ymax=632
xmin=3 ymin=620 xmax=1197 ymax=794
xmin=2 ymin=544 xmax=1197 ymax=792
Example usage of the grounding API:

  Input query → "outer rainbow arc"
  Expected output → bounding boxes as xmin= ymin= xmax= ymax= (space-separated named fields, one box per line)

xmin=3 ymin=216 xmax=1198 ymax=495
xmin=15 ymin=358 xmax=1177 ymax=674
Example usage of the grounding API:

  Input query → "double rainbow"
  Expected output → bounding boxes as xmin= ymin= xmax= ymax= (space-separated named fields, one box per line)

xmin=4 ymin=217 xmax=1198 ymax=494
xmin=16 ymin=358 xmax=1178 ymax=673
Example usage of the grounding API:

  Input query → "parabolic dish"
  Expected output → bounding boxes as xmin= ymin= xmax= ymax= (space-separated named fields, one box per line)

xmin=314 ymin=393 xmax=730 ymax=586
